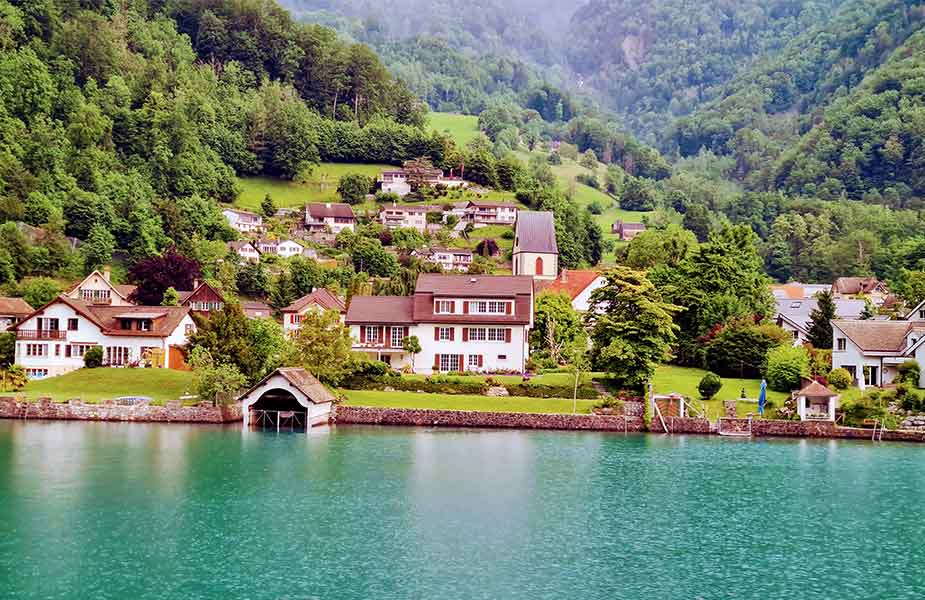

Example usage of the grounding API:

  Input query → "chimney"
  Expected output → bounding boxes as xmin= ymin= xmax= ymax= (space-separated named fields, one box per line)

xmin=103 ymin=266 xmax=111 ymax=282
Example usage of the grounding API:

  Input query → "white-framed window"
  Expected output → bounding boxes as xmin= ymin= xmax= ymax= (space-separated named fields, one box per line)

xmin=438 ymin=327 xmax=453 ymax=341
xmin=488 ymin=301 xmax=506 ymax=313
xmin=67 ymin=344 xmax=95 ymax=358
xmin=435 ymin=300 xmax=454 ymax=314
xmin=439 ymin=354 xmax=461 ymax=372
xmin=469 ymin=301 xmax=508 ymax=314
xmin=468 ymin=355 xmax=481 ymax=368
xmin=472 ymin=301 xmax=487 ymax=313
xmin=81 ymin=289 xmax=110 ymax=302
xmin=468 ymin=327 xmax=486 ymax=341
xmin=488 ymin=328 xmax=507 ymax=342
xmin=26 ymin=368 xmax=48 ymax=379
xmin=364 ymin=326 xmax=380 ymax=343
xmin=391 ymin=327 xmax=405 ymax=348
xmin=836 ymin=338 xmax=847 ymax=351
xmin=919 ymin=309 xmax=925 ymax=319
xmin=26 ymin=344 xmax=47 ymax=357
xmin=106 ymin=346 xmax=130 ymax=366
xmin=139 ymin=319 xmax=153 ymax=332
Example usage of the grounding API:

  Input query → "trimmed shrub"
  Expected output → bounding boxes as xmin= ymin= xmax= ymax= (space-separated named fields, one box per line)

xmin=83 ymin=346 xmax=104 ymax=369
xmin=897 ymin=360 xmax=921 ymax=387
xmin=698 ymin=372 xmax=722 ymax=400
xmin=765 ymin=345 xmax=810 ymax=392
xmin=827 ymin=368 xmax=853 ymax=390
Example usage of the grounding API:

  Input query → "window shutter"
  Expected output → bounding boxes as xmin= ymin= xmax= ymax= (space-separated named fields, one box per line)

xmin=457 ymin=354 xmax=464 ymax=371
xmin=434 ymin=327 xmax=440 ymax=341
xmin=378 ymin=326 xmax=384 ymax=343
xmin=65 ymin=345 xmax=71 ymax=358
xmin=462 ymin=328 xmax=468 ymax=342
xmin=478 ymin=355 xmax=483 ymax=367
xmin=463 ymin=301 xmax=469 ymax=314
xmin=505 ymin=328 xmax=512 ymax=343
xmin=449 ymin=328 xmax=455 ymax=341
xmin=506 ymin=302 xmax=512 ymax=315
xmin=434 ymin=354 xmax=440 ymax=369
xmin=450 ymin=301 xmax=456 ymax=313
xmin=403 ymin=326 xmax=409 ymax=337
xmin=360 ymin=327 xmax=366 ymax=343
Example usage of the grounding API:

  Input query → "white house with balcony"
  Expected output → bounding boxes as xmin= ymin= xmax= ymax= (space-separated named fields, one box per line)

xmin=222 ymin=208 xmax=263 ymax=234
xmin=305 ymin=203 xmax=355 ymax=234
xmin=12 ymin=296 xmax=196 ymax=379
xmin=256 ymin=238 xmax=305 ymax=258
xmin=378 ymin=167 xmax=467 ymax=197
xmin=831 ymin=303 xmax=925 ymax=388
xmin=228 ymin=241 xmax=260 ymax=262
xmin=345 ymin=274 xmax=534 ymax=374
xmin=378 ymin=204 xmax=437 ymax=232
xmin=412 ymin=248 xmax=474 ymax=272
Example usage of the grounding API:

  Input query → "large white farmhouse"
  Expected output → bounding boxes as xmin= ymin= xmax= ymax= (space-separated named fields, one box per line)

xmin=346 ymin=274 xmax=534 ymax=374
xmin=13 ymin=296 xmax=196 ymax=379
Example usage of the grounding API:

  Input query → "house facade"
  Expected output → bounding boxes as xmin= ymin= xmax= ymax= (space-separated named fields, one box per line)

xmin=512 ymin=211 xmax=558 ymax=280
xmin=222 ymin=209 xmax=263 ymax=234
xmin=305 ymin=203 xmax=356 ymax=234
xmin=378 ymin=204 xmax=435 ymax=232
xmin=831 ymin=309 xmax=925 ymax=388
xmin=257 ymin=239 xmax=304 ymax=258
xmin=178 ymin=281 xmax=225 ymax=315
xmin=65 ymin=269 xmax=136 ymax=306
xmin=464 ymin=201 xmax=518 ymax=226
xmin=346 ymin=274 xmax=534 ymax=374
xmin=413 ymin=248 xmax=474 ymax=272
xmin=228 ymin=241 xmax=260 ymax=262
xmin=378 ymin=168 xmax=466 ymax=197
xmin=0 ymin=297 xmax=34 ymax=331
xmin=281 ymin=289 xmax=347 ymax=336
xmin=13 ymin=296 xmax=195 ymax=379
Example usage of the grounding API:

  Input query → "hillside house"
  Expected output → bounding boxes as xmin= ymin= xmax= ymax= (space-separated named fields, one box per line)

xmin=242 ymin=301 xmax=273 ymax=320
xmin=378 ymin=167 xmax=466 ymax=197
xmin=464 ymin=200 xmax=518 ymax=226
xmin=378 ymin=204 xmax=438 ymax=232
xmin=612 ymin=221 xmax=646 ymax=241
xmin=305 ymin=203 xmax=356 ymax=234
xmin=776 ymin=296 xmax=866 ymax=345
xmin=178 ymin=281 xmax=225 ymax=315
xmin=65 ymin=269 xmax=136 ymax=306
xmin=536 ymin=270 xmax=607 ymax=313
xmin=228 ymin=241 xmax=260 ymax=262
xmin=256 ymin=238 xmax=305 ymax=258
xmin=512 ymin=211 xmax=558 ymax=281
xmin=831 ymin=303 xmax=925 ymax=387
xmin=222 ymin=208 xmax=263 ymax=234
xmin=0 ymin=297 xmax=34 ymax=331
xmin=13 ymin=296 xmax=195 ymax=379
xmin=346 ymin=274 xmax=534 ymax=374
xmin=281 ymin=289 xmax=347 ymax=336
xmin=832 ymin=277 xmax=890 ymax=307
xmin=413 ymin=248 xmax=474 ymax=272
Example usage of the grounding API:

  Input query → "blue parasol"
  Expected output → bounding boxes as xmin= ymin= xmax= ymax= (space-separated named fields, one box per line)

xmin=758 ymin=379 xmax=767 ymax=415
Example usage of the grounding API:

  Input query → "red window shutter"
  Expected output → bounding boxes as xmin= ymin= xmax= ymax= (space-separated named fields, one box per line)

xmin=457 ymin=354 xmax=464 ymax=370
xmin=462 ymin=328 xmax=468 ymax=342
xmin=463 ymin=301 xmax=469 ymax=314
xmin=434 ymin=327 xmax=440 ymax=341
xmin=505 ymin=328 xmax=512 ymax=343
xmin=378 ymin=326 xmax=384 ymax=343
xmin=434 ymin=354 xmax=440 ymax=369
xmin=506 ymin=302 xmax=512 ymax=315
xmin=449 ymin=328 xmax=455 ymax=341
xmin=450 ymin=301 xmax=456 ymax=312
xmin=478 ymin=355 xmax=483 ymax=367
xmin=360 ymin=327 xmax=366 ymax=343
xmin=403 ymin=326 xmax=409 ymax=337
xmin=65 ymin=345 xmax=71 ymax=358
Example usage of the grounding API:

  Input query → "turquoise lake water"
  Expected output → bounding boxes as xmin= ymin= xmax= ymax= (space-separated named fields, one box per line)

xmin=1 ymin=421 xmax=923 ymax=599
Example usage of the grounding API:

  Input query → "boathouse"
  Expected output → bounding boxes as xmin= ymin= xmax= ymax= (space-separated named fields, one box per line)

xmin=238 ymin=368 xmax=336 ymax=430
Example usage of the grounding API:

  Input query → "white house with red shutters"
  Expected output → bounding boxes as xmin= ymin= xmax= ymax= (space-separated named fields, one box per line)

xmin=345 ymin=274 xmax=534 ymax=374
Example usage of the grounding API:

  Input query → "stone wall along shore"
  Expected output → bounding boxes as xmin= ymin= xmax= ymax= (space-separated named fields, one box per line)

xmin=0 ymin=397 xmax=242 ymax=423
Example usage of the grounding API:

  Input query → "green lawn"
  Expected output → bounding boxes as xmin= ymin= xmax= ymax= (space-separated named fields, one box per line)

xmin=651 ymin=365 xmax=789 ymax=420
xmin=427 ymin=112 xmax=480 ymax=147
xmin=340 ymin=389 xmax=596 ymax=414
xmin=236 ymin=163 xmax=392 ymax=210
xmin=19 ymin=368 xmax=196 ymax=405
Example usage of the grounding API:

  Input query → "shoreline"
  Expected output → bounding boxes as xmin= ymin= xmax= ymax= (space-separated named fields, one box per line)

xmin=4 ymin=398 xmax=925 ymax=443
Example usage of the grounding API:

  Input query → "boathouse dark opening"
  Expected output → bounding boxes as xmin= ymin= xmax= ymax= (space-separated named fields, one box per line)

xmin=250 ymin=389 xmax=305 ymax=413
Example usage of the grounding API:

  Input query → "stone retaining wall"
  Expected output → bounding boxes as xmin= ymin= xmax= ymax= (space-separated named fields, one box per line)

xmin=335 ymin=405 xmax=647 ymax=432
xmin=721 ymin=417 xmax=925 ymax=442
xmin=656 ymin=416 xmax=712 ymax=434
xmin=0 ymin=397 xmax=242 ymax=424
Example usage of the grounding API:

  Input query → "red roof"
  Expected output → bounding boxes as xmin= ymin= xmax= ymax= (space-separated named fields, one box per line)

xmin=282 ymin=289 xmax=346 ymax=314
xmin=306 ymin=203 xmax=355 ymax=219
xmin=15 ymin=296 xmax=190 ymax=337
xmin=415 ymin=274 xmax=533 ymax=297
xmin=345 ymin=296 xmax=416 ymax=325
xmin=538 ymin=270 xmax=603 ymax=300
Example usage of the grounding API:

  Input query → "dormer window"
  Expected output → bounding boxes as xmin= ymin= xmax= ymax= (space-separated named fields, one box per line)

xmin=139 ymin=319 xmax=152 ymax=332
xmin=435 ymin=300 xmax=455 ymax=314
xmin=120 ymin=318 xmax=133 ymax=330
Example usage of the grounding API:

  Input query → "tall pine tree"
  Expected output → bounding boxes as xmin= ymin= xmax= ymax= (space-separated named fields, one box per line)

xmin=806 ymin=290 xmax=837 ymax=349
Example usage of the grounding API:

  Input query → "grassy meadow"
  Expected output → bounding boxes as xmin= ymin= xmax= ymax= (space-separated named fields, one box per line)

xmin=427 ymin=112 xmax=481 ymax=147
xmin=19 ymin=368 xmax=196 ymax=405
